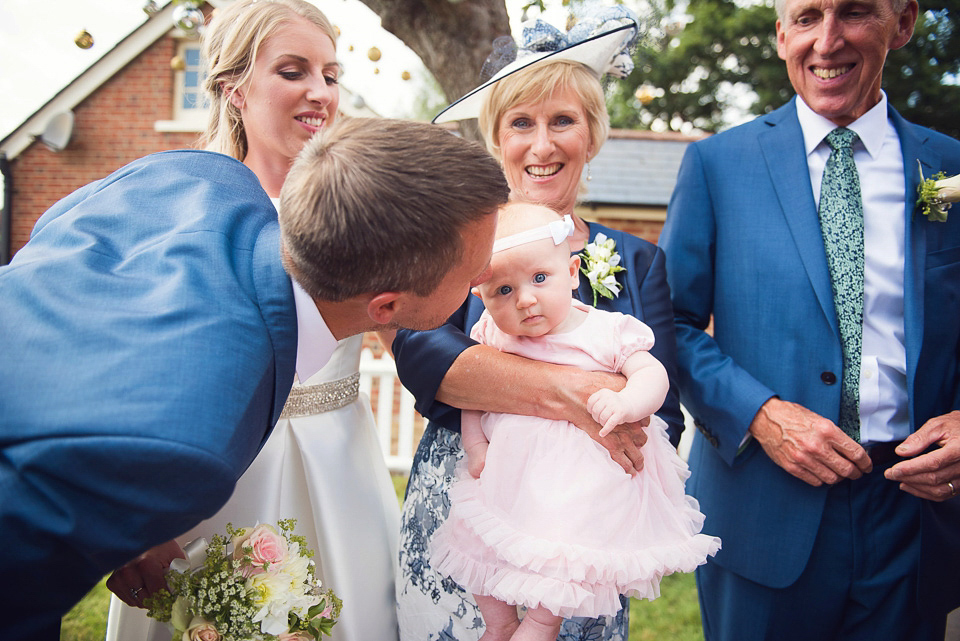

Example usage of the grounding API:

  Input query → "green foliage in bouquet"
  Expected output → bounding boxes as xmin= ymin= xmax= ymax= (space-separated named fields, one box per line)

xmin=145 ymin=519 xmax=340 ymax=640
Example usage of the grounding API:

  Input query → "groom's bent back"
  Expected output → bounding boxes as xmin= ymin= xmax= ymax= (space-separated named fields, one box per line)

xmin=0 ymin=117 xmax=507 ymax=641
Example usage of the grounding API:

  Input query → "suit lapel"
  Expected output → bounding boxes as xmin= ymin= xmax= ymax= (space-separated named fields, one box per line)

xmin=758 ymin=101 xmax=839 ymax=336
xmin=892 ymin=107 xmax=937 ymax=426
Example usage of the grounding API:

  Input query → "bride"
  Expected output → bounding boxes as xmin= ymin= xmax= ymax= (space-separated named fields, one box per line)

xmin=103 ymin=2 xmax=399 ymax=640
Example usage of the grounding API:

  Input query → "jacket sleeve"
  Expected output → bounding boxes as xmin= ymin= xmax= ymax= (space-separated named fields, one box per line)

xmin=660 ymin=142 xmax=776 ymax=464
xmin=632 ymin=243 xmax=685 ymax=446
xmin=392 ymin=297 xmax=475 ymax=432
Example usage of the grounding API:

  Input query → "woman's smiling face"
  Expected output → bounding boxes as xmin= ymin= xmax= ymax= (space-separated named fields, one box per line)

xmin=497 ymin=85 xmax=594 ymax=217
xmin=230 ymin=15 xmax=340 ymax=167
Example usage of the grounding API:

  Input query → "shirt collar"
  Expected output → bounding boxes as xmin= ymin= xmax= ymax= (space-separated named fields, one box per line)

xmin=291 ymin=279 xmax=337 ymax=382
xmin=796 ymin=92 xmax=889 ymax=160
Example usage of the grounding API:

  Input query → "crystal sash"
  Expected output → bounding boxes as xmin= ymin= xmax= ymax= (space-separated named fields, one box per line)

xmin=279 ymin=372 xmax=361 ymax=418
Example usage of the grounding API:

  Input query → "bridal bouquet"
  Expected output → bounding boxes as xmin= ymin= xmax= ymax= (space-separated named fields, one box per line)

xmin=145 ymin=519 xmax=340 ymax=641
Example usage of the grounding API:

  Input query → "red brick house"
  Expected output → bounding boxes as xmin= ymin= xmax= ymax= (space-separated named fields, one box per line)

xmin=0 ymin=0 xmax=374 ymax=265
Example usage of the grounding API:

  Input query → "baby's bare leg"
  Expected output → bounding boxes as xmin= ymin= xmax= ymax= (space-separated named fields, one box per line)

xmin=475 ymin=594 xmax=520 ymax=641
xmin=512 ymin=606 xmax=563 ymax=641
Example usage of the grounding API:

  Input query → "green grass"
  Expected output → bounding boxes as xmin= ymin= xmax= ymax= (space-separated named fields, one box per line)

xmin=61 ymin=474 xmax=703 ymax=640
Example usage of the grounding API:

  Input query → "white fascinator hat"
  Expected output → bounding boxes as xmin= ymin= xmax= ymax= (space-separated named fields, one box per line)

xmin=433 ymin=6 xmax=639 ymax=124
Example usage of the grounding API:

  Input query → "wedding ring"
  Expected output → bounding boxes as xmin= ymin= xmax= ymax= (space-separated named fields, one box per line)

xmin=949 ymin=481 xmax=957 ymax=497
xmin=130 ymin=587 xmax=144 ymax=599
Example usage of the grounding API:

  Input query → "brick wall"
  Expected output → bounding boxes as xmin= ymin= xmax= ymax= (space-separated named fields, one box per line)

xmin=9 ymin=36 xmax=200 ymax=256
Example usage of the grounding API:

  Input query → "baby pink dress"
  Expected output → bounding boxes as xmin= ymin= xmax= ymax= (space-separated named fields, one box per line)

xmin=430 ymin=301 xmax=721 ymax=619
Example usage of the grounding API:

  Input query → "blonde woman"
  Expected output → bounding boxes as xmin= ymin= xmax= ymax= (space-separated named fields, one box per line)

xmin=105 ymin=2 xmax=399 ymax=639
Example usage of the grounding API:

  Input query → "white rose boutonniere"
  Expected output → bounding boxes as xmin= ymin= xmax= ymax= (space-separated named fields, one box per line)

xmin=916 ymin=161 xmax=960 ymax=222
xmin=579 ymin=233 xmax=625 ymax=306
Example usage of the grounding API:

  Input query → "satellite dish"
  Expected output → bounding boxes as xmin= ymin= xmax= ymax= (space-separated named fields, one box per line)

xmin=41 ymin=111 xmax=75 ymax=152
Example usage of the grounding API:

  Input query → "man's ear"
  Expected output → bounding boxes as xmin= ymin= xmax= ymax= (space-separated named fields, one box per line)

xmin=367 ymin=292 xmax=402 ymax=326
xmin=569 ymin=254 xmax=581 ymax=289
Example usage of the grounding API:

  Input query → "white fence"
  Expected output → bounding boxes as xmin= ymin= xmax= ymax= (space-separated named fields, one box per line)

xmin=358 ymin=347 xmax=695 ymax=475
xmin=359 ymin=348 xmax=423 ymax=474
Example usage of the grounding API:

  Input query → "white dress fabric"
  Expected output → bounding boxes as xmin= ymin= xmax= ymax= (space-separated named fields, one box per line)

xmin=430 ymin=304 xmax=720 ymax=619
xmin=105 ymin=335 xmax=401 ymax=641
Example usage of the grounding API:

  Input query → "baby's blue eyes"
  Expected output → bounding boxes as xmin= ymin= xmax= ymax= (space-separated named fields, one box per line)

xmin=534 ymin=273 xmax=546 ymax=283
xmin=498 ymin=285 xmax=513 ymax=296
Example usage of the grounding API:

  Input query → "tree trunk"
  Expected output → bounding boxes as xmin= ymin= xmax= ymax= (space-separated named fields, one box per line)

xmin=356 ymin=0 xmax=510 ymax=139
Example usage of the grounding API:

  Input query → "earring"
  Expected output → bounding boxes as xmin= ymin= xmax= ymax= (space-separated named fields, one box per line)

xmin=586 ymin=163 xmax=592 ymax=182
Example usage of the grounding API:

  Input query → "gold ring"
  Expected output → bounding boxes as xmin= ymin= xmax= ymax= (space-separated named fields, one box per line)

xmin=949 ymin=480 xmax=957 ymax=497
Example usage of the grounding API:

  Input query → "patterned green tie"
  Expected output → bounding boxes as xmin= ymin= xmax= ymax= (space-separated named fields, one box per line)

xmin=818 ymin=127 xmax=863 ymax=441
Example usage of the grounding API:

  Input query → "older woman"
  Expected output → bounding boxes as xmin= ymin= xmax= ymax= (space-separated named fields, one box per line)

xmin=394 ymin=13 xmax=683 ymax=641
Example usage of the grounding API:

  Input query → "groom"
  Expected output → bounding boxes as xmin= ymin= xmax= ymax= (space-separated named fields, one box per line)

xmin=0 ymin=118 xmax=507 ymax=641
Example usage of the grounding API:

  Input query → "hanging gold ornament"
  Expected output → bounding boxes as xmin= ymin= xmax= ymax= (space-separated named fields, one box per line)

xmin=374 ymin=67 xmax=380 ymax=74
xmin=367 ymin=46 xmax=381 ymax=62
xmin=348 ymin=44 xmax=354 ymax=52
xmin=634 ymin=83 xmax=657 ymax=106
xmin=401 ymin=70 xmax=411 ymax=81
xmin=334 ymin=25 xmax=341 ymax=36
xmin=75 ymin=29 xmax=94 ymax=50
xmin=170 ymin=55 xmax=187 ymax=71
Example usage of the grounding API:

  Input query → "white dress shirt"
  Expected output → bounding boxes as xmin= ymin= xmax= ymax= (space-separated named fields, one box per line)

xmin=291 ymin=280 xmax=337 ymax=382
xmin=270 ymin=198 xmax=337 ymax=382
xmin=797 ymin=94 xmax=909 ymax=443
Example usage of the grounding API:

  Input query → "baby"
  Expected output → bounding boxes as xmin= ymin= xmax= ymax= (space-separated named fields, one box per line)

xmin=430 ymin=202 xmax=720 ymax=641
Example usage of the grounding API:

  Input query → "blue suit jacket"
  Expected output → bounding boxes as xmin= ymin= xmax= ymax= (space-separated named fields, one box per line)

xmin=660 ymin=99 xmax=960 ymax=617
xmin=394 ymin=222 xmax=684 ymax=465
xmin=0 ymin=150 xmax=298 ymax=639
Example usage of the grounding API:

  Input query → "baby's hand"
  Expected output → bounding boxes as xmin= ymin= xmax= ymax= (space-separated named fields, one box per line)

xmin=465 ymin=442 xmax=488 ymax=479
xmin=588 ymin=388 xmax=642 ymax=437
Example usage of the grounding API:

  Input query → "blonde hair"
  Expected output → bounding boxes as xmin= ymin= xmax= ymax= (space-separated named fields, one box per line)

xmin=199 ymin=0 xmax=337 ymax=160
xmin=478 ymin=59 xmax=610 ymax=165
xmin=280 ymin=118 xmax=509 ymax=301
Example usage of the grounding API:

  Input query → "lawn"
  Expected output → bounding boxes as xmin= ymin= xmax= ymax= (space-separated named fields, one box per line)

xmin=60 ymin=475 xmax=703 ymax=640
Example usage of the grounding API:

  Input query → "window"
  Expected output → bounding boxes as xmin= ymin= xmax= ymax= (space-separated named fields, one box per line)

xmin=155 ymin=41 xmax=208 ymax=132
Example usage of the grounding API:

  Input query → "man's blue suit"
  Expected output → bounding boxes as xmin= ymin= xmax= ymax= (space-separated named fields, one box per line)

xmin=0 ymin=150 xmax=298 ymax=640
xmin=660 ymin=99 xmax=960 ymax=628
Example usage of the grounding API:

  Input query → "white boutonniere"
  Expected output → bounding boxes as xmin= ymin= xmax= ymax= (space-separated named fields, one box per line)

xmin=916 ymin=161 xmax=960 ymax=222
xmin=579 ymin=233 xmax=625 ymax=306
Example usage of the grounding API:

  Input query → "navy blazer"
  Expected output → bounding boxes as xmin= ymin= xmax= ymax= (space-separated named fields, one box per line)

xmin=394 ymin=221 xmax=684 ymax=475
xmin=0 ymin=151 xmax=298 ymax=640
xmin=661 ymin=99 xmax=960 ymax=618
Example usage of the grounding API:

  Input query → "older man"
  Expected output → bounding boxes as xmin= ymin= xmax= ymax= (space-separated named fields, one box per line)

xmin=661 ymin=0 xmax=960 ymax=639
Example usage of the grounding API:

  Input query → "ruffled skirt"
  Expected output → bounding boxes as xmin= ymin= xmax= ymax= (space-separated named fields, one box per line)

xmin=430 ymin=414 xmax=719 ymax=619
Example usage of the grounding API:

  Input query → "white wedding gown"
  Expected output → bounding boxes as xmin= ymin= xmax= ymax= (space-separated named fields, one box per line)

xmin=105 ymin=335 xmax=401 ymax=641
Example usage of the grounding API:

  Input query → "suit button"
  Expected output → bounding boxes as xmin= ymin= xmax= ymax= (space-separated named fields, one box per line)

xmin=821 ymin=372 xmax=837 ymax=385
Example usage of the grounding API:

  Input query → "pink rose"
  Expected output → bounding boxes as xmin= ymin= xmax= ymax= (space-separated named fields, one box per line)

xmin=181 ymin=617 xmax=220 ymax=641
xmin=232 ymin=524 xmax=288 ymax=575
xmin=277 ymin=633 xmax=313 ymax=641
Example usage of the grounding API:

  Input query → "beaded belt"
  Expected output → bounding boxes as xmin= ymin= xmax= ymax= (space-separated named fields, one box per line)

xmin=279 ymin=372 xmax=360 ymax=419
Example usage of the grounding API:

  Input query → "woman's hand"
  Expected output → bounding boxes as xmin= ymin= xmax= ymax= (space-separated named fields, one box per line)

xmin=438 ymin=346 xmax=648 ymax=474
xmin=574 ymin=413 xmax=648 ymax=475
xmin=105 ymin=539 xmax=185 ymax=608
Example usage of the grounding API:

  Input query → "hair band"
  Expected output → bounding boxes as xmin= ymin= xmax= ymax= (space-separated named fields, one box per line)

xmin=493 ymin=214 xmax=574 ymax=253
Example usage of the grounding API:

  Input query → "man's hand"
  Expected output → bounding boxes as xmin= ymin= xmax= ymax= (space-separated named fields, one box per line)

xmin=885 ymin=411 xmax=960 ymax=501
xmin=748 ymin=398 xmax=872 ymax=485
xmin=105 ymin=539 xmax=185 ymax=608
